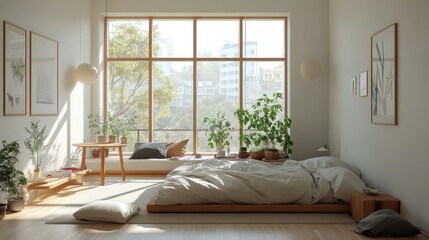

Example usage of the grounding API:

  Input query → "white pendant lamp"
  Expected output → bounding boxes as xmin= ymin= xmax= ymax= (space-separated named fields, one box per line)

xmin=300 ymin=60 xmax=321 ymax=80
xmin=75 ymin=63 xmax=98 ymax=84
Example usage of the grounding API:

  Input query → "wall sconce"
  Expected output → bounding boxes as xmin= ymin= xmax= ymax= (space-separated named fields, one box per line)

xmin=318 ymin=144 xmax=330 ymax=152
xmin=75 ymin=63 xmax=98 ymax=84
xmin=300 ymin=60 xmax=321 ymax=80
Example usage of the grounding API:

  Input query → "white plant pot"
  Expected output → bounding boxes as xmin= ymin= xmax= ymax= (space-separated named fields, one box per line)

xmin=217 ymin=149 xmax=226 ymax=158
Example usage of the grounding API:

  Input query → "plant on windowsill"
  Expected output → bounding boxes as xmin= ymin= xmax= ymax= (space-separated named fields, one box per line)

xmin=107 ymin=114 xmax=119 ymax=143
xmin=118 ymin=111 xmax=137 ymax=144
xmin=203 ymin=111 xmax=233 ymax=158
xmin=87 ymin=112 xmax=109 ymax=143
xmin=0 ymin=140 xmax=29 ymax=217
xmin=234 ymin=92 xmax=293 ymax=160
xmin=24 ymin=121 xmax=48 ymax=177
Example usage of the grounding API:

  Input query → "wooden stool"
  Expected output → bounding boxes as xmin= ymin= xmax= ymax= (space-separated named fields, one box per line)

xmin=351 ymin=192 xmax=400 ymax=221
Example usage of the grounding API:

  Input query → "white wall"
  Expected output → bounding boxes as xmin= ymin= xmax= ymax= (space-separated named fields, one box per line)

xmin=330 ymin=0 xmax=429 ymax=232
xmin=91 ymin=0 xmax=330 ymax=160
xmin=0 ymin=0 xmax=92 ymax=176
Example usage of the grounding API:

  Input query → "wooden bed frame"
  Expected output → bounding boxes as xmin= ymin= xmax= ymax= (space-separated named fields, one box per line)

xmin=146 ymin=195 xmax=351 ymax=213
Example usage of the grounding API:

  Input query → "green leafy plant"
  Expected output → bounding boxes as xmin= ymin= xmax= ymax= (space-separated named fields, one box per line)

xmin=203 ymin=111 xmax=233 ymax=151
xmin=24 ymin=121 xmax=48 ymax=171
xmin=118 ymin=111 xmax=137 ymax=137
xmin=234 ymin=92 xmax=293 ymax=155
xmin=88 ymin=112 xmax=108 ymax=136
xmin=0 ymin=140 xmax=29 ymax=204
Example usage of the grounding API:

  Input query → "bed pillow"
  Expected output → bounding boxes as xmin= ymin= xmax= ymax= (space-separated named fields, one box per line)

xmin=301 ymin=156 xmax=361 ymax=177
xmin=130 ymin=142 xmax=167 ymax=159
xmin=165 ymin=139 xmax=189 ymax=158
xmin=318 ymin=166 xmax=366 ymax=203
xmin=73 ymin=200 xmax=140 ymax=223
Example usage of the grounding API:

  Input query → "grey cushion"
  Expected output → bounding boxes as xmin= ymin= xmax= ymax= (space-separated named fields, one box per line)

xmin=130 ymin=142 xmax=167 ymax=159
xmin=355 ymin=209 xmax=421 ymax=237
xmin=73 ymin=200 xmax=141 ymax=223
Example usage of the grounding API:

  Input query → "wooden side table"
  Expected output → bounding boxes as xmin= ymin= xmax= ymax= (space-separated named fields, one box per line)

xmin=351 ymin=192 xmax=400 ymax=221
xmin=73 ymin=142 xmax=127 ymax=186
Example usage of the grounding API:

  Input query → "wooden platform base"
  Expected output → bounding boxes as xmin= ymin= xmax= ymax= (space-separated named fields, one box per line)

xmin=147 ymin=195 xmax=351 ymax=213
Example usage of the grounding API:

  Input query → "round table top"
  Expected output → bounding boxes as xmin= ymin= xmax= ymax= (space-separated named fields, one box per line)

xmin=72 ymin=142 xmax=127 ymax=148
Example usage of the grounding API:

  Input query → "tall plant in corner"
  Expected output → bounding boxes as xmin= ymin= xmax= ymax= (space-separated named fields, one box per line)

xmin=24 ymin=121 xmax=48 ymax=177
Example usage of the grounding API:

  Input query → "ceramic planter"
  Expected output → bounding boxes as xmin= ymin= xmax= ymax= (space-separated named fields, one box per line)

xmin=7 ymin=197 xmax=25 ymax=212
xmin=0 ymin=204 xmax=6 ymax=220
xmin=264 ymin=149 xmax=279 ymax=160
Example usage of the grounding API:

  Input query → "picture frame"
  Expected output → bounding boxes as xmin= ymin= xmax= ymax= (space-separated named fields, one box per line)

xmin=359 ymin=71 xmax=368 ymax=97
xmin=30 ymin=32 xmax=58 ymax=116
xmin=3 ymin=22 xmax=27 ymax=116
xmin=371 ymin=23 xmax=397 ymax=125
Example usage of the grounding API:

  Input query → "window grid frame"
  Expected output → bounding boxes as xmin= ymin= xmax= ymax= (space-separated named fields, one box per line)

xmin=104 ymin=16 xmax=288 ymax=155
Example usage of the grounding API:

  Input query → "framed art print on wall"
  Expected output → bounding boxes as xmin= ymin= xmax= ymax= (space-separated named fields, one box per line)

xmin=3 ymin=22 xmax=26 ymax=116
xmin=371 ymin=23 xmax=397 ymax=125
xmin=30 ymin=32 xmax=58 ymax=116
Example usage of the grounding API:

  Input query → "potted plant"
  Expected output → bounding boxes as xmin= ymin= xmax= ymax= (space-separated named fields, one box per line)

xmin=203 ymin=111 xmax=233 ymax=158
xmin=234 ymin=92 xmax=293 ymax=160
xmin=24 ymin=121 xmax=48 ymax=177
xmin=0 ymin=140 xmax=29 ymax=218
xmin=118 ymin=111 xmax=137 ymax=144
xmin=88 ymin=112 xmax=108 ymax=143
xmin=107 ymin=114 xmax=119 ymax=143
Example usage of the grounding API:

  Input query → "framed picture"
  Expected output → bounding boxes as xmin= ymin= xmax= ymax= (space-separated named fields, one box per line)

xmin=371 ymin=23 xmax=397 ymax=125
xmin=350 ymin=76 xmax=356 ymax=95
xmin=359 ymin=71 xmax=368 ymax=97
xmin=3 ymin=22 xmax=26 ymax=116
xmin=30 ymin=32 xmax=58 ymax=116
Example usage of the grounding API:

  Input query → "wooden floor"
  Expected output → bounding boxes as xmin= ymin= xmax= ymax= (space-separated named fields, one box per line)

xmin=0 ymin=176 xmax=427 ymax=240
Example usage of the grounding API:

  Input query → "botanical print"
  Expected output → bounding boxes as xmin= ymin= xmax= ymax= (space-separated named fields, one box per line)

xmin=371 ymin=24 xmax=397 ymax=125
xmin=4 ymin=22 xmax=26 ymax=115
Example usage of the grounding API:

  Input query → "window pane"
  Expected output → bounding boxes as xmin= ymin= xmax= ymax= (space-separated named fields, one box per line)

xmin=244 ymin=61 xmax=285 ymax=109
xmin=196 ymin=61 xmax=239 ymax=153
xmin=107 ymin=61 xmax=149 ymax=151
xmin=108 ymin=19 xmax=149 ymax=58
xmin=153 ymin=20 xmax=193 ymax=58
xmin=197 ymin=20 xmax=239 ymax=58
xmin=153 ymin=61 xmax=194 ymax=152
xmin=243 ymin=20 xmax=285 ymax=58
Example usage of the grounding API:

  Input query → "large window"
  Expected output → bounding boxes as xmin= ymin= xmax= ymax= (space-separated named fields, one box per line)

xmin=105 ymin=17 xmax=288 ymax=154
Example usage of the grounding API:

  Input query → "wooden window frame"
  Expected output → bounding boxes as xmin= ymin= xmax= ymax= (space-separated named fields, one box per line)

xmin=104 ymin=16 xmax=288 ymax=155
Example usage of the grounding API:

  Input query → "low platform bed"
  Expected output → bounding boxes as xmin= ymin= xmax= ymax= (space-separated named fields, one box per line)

xmin=146 ymin=157 xmax=365 ymax=213
xmin=147 ymin=196 xmax=351 ymax=213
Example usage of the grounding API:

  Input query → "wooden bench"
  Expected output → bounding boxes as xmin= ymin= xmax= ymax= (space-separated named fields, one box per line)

xmin=28 ymin=169 xmax=90 ymax=190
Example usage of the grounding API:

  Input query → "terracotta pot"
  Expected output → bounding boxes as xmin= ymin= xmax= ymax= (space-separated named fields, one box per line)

xmin=108 ymin=135 xmax=116 ymax=143
xmin=91 ymin=150 xmax=100 ymax=158
xmin=7 ymin=197 xmax=25 ymax=212
xmin=264 ymin=149 xmax=279 ymax=160
xmin=249 ymin=151 xmax=264 ymax=160
xmin=120 ymin=136 xmax=127 ymax=144
xmin=97 ymin=135 xmax=107 ymax=143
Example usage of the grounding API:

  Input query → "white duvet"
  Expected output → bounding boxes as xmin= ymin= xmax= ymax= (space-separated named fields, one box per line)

xmin=153 ymin=158 xmax=363 ymax=205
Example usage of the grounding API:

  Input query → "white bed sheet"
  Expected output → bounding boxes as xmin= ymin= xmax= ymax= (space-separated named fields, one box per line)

xmin=153 ymin=159 xmax=336 ymax=205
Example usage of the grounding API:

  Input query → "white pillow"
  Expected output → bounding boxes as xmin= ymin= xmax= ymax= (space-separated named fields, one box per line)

xmin=318 ymin=166 xmax=366 ymax=203
xmin=73 ymin=200 xmax=140 ymax=223
xmin=301 ymin=156 xmax=361 ymax=177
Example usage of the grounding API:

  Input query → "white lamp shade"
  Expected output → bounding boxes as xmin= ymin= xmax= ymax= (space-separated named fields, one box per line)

xmin=75 ymin=63 xmax=98 ymax=84
xmin=300 ymin=60 xmax=321 ymax=80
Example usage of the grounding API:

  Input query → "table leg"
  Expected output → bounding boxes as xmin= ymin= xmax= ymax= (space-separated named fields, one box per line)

xmin=80 ymin=147 xmax=87 ymax=170
xmin=100 ymin=147 xmax=105 ymax=186
xmin=119 ymin=147 xmax=126 ymax=181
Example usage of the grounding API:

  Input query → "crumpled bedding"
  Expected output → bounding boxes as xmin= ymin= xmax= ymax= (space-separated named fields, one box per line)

xmin=153 ymin=159 xmax=337 ymax=205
